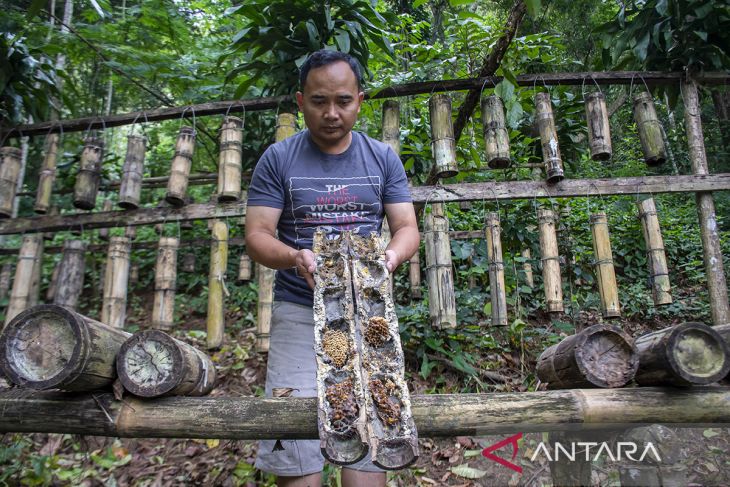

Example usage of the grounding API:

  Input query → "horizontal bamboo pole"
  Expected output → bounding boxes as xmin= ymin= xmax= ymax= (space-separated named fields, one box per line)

xmin=17 ymin=173 xmax=221 ymax=197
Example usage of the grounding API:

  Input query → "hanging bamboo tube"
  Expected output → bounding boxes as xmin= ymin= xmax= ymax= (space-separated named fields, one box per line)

xmin=4 ymin=234 xmax=43 ymax=327
xmin=118 ymin=134 xmax=147 ymax=209
xmin=485 ymin=212 xmax=507 ymax=326
xmin=381 ymin=100 xmax=400 ymax=155
xmin=207 ymin=220 xmax=228 ymax=350
xmin=124 ymin=225 xmax=137 ymax=240
xmin=0 ymin=263 xmax=12 ymax=302
xmin=0 ymin=147 xmax=23 ymax=218
xmin=129 ymin=263 xmax=139 ymax=285
xmin=633 ymin=92 xmax=667 ymax=166
xmin=53 ymin=240 xmax=86 ymax=310
xmin=481 ymin=95 xmax=511 ymax=169
xmin=236 ymin=252 xmax=252 ymax=283
xmin=34 ymin=134 xmax=60 ymax=214
xmin=535 ymin=93 xmax=564 ymax=183
xmin=637 ymin=199 xmax=672 ymax=306
xmin=165 ymin=126 xmax=196 ymax=207
xmin=182 ymin=252 xmax=195 ymax=273
xmin=0 ymin=304 xmax=130 ymax=391
xmin=217 ymin=116 xmax=243 ymax=202
xmin=101 ymin=236 xmax=131 ymax=329
xmin=97 ymin=199 xmax=114 ymax=241
xmin=590 ymin=212 xmax=621 ymax=318
xmin=521 ymin=248 xmax=534 ymax=288
xmin=43 ymin=206 xmax=59 ymax=240
xmin=538 ymin=209 xmax=563 ymax=313
xmin=275 ymin=112 xmax=297 ymax=141
xmin=73 ymin=136 xmax=104 ymax=210
xmin=585 ymin=92 xmax=612 ymax=161
xmin=424 ymin=203 xmax=457 ymax=328
xmin=152 ymin=237 xmax=178 ymax=331
xmin=409 ymin=252 xmax=422 ymax=300
xmin=429 ymin=94 xmax=459 ymax=178
xmin=27 ymin=238 xmax=43 ymax=308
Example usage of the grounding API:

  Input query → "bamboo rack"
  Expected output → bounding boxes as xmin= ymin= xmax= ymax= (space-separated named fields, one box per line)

xmin=637 ymin=198 xmax=672 ymax=305
xmin=165 ymin=126 xmax=196 ymax=207
xmin=73 ymin=136 xmax=104 ymax=210
xmin=538 ymin=209 xmax=563 ymax=313
xmin=585 ymin=92 xmax=612 ymax=161
xmin=590 ymin=212 xmax=621 ymax=318
xmin=152 ymin=237 xmax=178 ymax=331
xmin=429 ymin=94 xmax=459 ymax=178
xmin=217 ymin=116 xmax=243 ymax=202
xmin=423 ymin=203 xmax=457 ymax=328
xmin=535 ymin=93 xmax=564 ymax=182
xmin=485 ymin=212 xmax=508 ymax=326
xmin=207 ymin=220 xmax=228 ymax=350
xmin=0 ymin=147 xmax=23 ymax=218
xmin=118 ymin=134 xmax=147 ymax=209
xmin=481 ymin=95 xmax=511 ymax=168
xmin=101 ymin=236 xmax=131 ymax=329
xmin=53 ymin=239 xmax=87 ymax=310
xmin=34 ymin=134 xmax=59 ymax=214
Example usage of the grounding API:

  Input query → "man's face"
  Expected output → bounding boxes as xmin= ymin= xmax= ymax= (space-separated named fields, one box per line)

xmin=296 ymin=61 xmax=364 ymax=154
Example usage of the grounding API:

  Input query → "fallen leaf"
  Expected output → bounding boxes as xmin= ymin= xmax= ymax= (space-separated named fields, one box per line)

xmin=206 ymin=439 xmax=220 ymax=448
xmin=451 ymin=464 xmax=488 ymax=479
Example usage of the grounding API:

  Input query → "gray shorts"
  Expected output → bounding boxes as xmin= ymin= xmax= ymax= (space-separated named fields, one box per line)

xmin=255 ymin=300 xmax=384 ymax=476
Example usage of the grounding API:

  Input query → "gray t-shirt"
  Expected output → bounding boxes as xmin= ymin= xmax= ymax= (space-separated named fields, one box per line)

xmin=247 ymin=129 xmax=412 ymax=306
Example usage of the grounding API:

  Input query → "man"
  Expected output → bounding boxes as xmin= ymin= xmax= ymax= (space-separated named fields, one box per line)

xmin=245 ymin=49 xmax=419 ymax=487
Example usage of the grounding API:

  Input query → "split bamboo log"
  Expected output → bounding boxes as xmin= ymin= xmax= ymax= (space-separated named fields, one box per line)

xmin=165 ymin=126 xmax=196 ymax=207
xmin=73 ymin=136 xmax=104 ymax=210
xmin=34 ymin=134 xmax=59 ymax=214
xmin=236 ymin=252 xmax=252 ymax=283
xmin=0 ymin=304 xmax=130 ymax=391
xmin=521 ymin=248 xmax=534 ymax=288
xmin=116 ymin=329 xmax=216 ymax=397
xmin=409 ymin=252 xmax=422 ymax=299
xmin=423 ymin=203 xmax=457 ymax=328
xmin=101 ymin=236 xmax=131 ymax=329
xmin=637 ymin=198 xmax=672 ymax=306
xmin=633 ymin=92 xmax=667 ymax=166
xmin=181 ymin=252 xmax=195 ymax=273
xmin=634 ymin=322 xmax=729 ymax=386
xmin=584 ymin=92 xmax=612 ymax=161
xmin=152 ymin=237 xmax=178 ymax=331
xmin=4 ymin=234 xmax=43 ymax=326
xmin=217 ymin=116 xmax=243 ymax=202
xmin=0 ymin=147 xmax=23 ymax=218
xmin=429 ymin=94 xmax=459 ymax=178
xmin=0 ymin=262 xmax=12 ymax=302
xmin=481 ymin=95 xmax=510 ymax=168
xmin=381 ymin=100 xmax=400 ymax=155
xmin=590 ymin=212 xmax=621 ymax=318
xmin=535 ymin=93 xmax=565 ymax=182
xmin=536 ymin=324 xmax=638 ymax=389
xmin=538 ymin=209 xmax=563 ymax=313
xmin=97 ymin=199 xmax=113 ymax=241
xmin=118 ymin=134 xmax=147 ymax=209
xmin=207 ymin=220 xmax=228 ymax=350
xmin=53 ymin=240 xmax=86 ymax=310
xmin=485 ymin=212 xmax=507 ymax=326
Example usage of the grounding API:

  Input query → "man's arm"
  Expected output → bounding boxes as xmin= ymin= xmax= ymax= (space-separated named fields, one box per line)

xmin=383 ymin=202 xmax=420 ymax=273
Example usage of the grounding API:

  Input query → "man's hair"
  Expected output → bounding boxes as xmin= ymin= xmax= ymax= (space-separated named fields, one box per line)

xmin=299 ymin=49 xmax=363 ymax=92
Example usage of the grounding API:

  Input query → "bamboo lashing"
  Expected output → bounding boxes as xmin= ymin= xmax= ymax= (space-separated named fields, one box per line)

xmin=485 ymin=212 xmax=508 ymax=326
xmin=101 ymin=236 xmax=131 ymax=329
xmin=424 ymin=203 xmax=457 ymax=328
xmin=236 ymin=252 xmax=252 ymax=283
xmin=481 ymin=95 xmax=511 ymax=169
xmin=429 ymin=94 xmax=459 ymax=178
xmin=0 ymin=147 xmax=23 ymax=218
xmin=53 ymin=240 xmax=87 ymax=310
xmin=382 ymin=100 xmax=400 ymax=155
xmin=34 ymin=134 xmax=59 ymax=214
xmin=535 ymin=93 xmax=565 ymax=183
xmin=4 ymin=233 xmax=43 ymax=326
xmin=97 ymin=199 xmax=113 ymax=241
xmin=521 ymin=248 xmax=534 ymax=288
xmin=0 ymin=263 xmax=12 ymax=302
xmin=217 ymin=116 xmax=243 ymax=202
xmin=152 ymin=237 xmax=178 ymax=331
xmin=637 ymin=198 xmax=672 ymax=305
xmin=207 ymin=220 xmax=228 ymax=350
xmin=590 ymin=212 xmax=621 ymax=318
xmin=409 ymin=252 xmax=422 ymax=299
xmin=633 ymin=92 xmax=667 ymax=166
xmin=585 ymin=92 xmax=612 ymax=161
xmin=165 ymin=126 xmax=196 ymax=207
xmin=73 ymin=136 xmax=104 ymax=210
xmin=538 ymin=209 xmax=563 ymax=313
xmin=118 ymin=134 xmax=147 ymax=209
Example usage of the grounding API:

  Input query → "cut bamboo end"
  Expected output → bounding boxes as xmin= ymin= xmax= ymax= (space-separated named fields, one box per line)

xmin=538 ymin=209 xmax=563 ymax=313
xmin=217 ymin=116 xmax=244 ymax=202
xmin=97 ymin=200 xmax=114 ymax=241
xmin=590 ymin=212 xmax=621 ymax=318
xmin=73 ymin=136 xmax=104 ymax=210
xmin=637 ymin=198 xmax=672 ymax=306
xmin=535 ymin=93 xmax=565 ymax=183
xmin=207 ymin=221 xmax=228 ymax=350
xmin=585 ymin=92 xmax=612 ymax=161
xmin=633 ymin=92 xmax=667 ymax=166
xmin=0 ymin=147 xmax=23 ymax=218
xmin=118 ymin=134 xmax=147 ymax=210
xmin=34 ymin=134 xmax=60 ymax=215
xmin=275 ymin=112 xmax=297 ymax=142
xmin=424 ymin=203 xmax=457 ymax=328
xmin=485 ymin=212 xmax=508 ymax=326
xmin=53 ymin=239 xmax=87 ymax=310
xmin=152 ymin=237 xmax=179 ymax=331
xmin=481 ymin=95 xmax=511 ymax=169
xmin=4 ymin=234 xmax=43 ymax=327
xmin=381 ymin=100 xmax=401 ymax=156
xmin=101 ymin=236 xmax=131 ymax=329
xmin=409 ymin=253 xmax=422 ymax=300
xmin=165 ymin=127 xmax=196 ymax=207
xmin=256 ymin=263 xmax=275 ymax=353
xmin=429 ymin=94 xmax=459 ymax=179
xmin=237 ymin=252 xmax=252 ymax=283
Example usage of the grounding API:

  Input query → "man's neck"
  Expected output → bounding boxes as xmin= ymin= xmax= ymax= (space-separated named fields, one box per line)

xmin=311 ymin=131 xmax=353 ymax=155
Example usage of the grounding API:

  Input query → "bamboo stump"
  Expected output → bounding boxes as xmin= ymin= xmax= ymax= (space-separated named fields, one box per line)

xmin=633 ymin=92 xmax=667 ymax=166
xmin=207 ymin=221 xmax=228 ymax=349
xmin=0 ymin=147 xmax=23 ymax=218
xmin=34 ymin=134 xmax=59 ymax=215
xmin=585 ymin=92 xmax=612 ymax=161
xmin=424 ymin=203 xmax=457 ymax=328
xmin=73 ymin=136 xmax=104 ymax=210
xmin=118 ymin=134 xmax=147 ymax=209
xmin=4 ymin=234 xmax=43 ymax=327
xmin=217 ymin=116 xmax=243 ymax=202
xmin=408 ymin=253 xmax=422 ymax=300
xmin=152 ymin=237 xmax=178 ymax=331
xmin=97 ymin=199 xmax=114 ymax=241
xmin=0 ymin=304 xmax=130 ymax=391
xmin=381 ymin=100 xmax=400 ymax=156
xmin=535 ymin=93 xmax=564 ymax=182
xmin=485 ymin=212 xmax=507 ymax=326
xmin=236 ymin=252 xmax=252 ymax=283
xmin=538 ymin=209 xmax=563 ymax=313
xmin=165 ymin=127 xmax=196 ymax=207
xmin=637 ymin=198 xmax=672 ymax=305
xmin=53 ymin=240 xmax=87 ymax=310
xmin=101 ymin=236 xmax=131 ymax=329
xmin=429 ymin=94 xmax=459 ymax=179
xmin=481 ymin=95 xmax=511 ymax=169
xmin=590 ymin=212 xmax=621 ymax=318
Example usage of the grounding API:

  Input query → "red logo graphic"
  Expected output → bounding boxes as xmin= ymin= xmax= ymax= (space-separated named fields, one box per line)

xmin=482 ymin=433 xmax=523 ymax=473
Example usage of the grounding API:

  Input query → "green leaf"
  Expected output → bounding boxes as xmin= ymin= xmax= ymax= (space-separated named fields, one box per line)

xmin=26 ymin=0 xmax=46 ymax=19
xmin=655 ymin=0 xmax=669 ymax=16
xmin=703 ymin=428 xmax=720 ymax=438
xmin=494 ymin=80 xmax=515 ymax=102
xmin=633 ymin=31 xmax=650 ymax=61
xmin=694 ymin=30 xmax=708 ymax=41
xmin=413 ymin=0 xmax=429 ymax=7
xmin=449 ymin=0 xmax=474 ymax=6
xmin=451 ymin=464 xmax=487 ymax=479
xmin=525 ymin=0 xmax=542 ymax=18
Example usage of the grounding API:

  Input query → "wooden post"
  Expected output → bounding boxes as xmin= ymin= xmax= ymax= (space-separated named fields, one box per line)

xmin=207 ymin=220 xmax=228 ymax=350
xmin=408 ymin=252 xmax=422 ymax=300
xmin=152 ymin=237 xmax=178 ymax=331
xmin=481 ymin=95 xmax=511 ymax=169
xmin=521 ymin=248 xmax=534 ymax=288
xmin=535 ymin=93 xmax=565 ymax=182
xmin=423 ymin=203 xmax=457 ymax=328
xmin=4 ymin=234 xmax=43 ymax=326
xmin=217 ymin=116 xmax=243 ymax=202
xmin=97 ymin=199 xmax=113 ymax=241
xmin=381 ymin=100 xmax=400 ymax=155
xmin=0 ymin=263 xmax=12 ymax=302
xmin=34 ymin=134 xmax=60 ymax=214
xmin=633 ymin=92 xmax=667 ymax=166
xmin=0 ymin=304 xmax=130 ymax=391
xmin=590 ymin=212 xmax=621 ymax=318
xmin=101 ymin=236 xmax=131 ymax=329
xmin=0 ymin=147 xmax=23 ymax=218
xmin=637 ymin=198 xmax=672 ymax=306
xmin=117 ymin=329 xmax=216 ymax=397
xmin=118 ymin=134 xmax=147 ymax=209
xmin=538 ymin=209 xmax=563 ymax=313
xmin=585 ymin=92 xmax=612 ymax=161
xmin=485 ymin=212 xmax=507 ymax=326
xmin=236 ymin=252 xmax=252 ymax=283
xmin=53 ymin=240 xmax=86 ymax=310
xmin=429 ymin=94 xmax=459 ymax=178
xmin=682 ymin=78 xmax=730 ymax=326
xmin=165 ymin=126 xmax=196 ymax=207
xmin=73 ymin=136 xmax=104 ymax=210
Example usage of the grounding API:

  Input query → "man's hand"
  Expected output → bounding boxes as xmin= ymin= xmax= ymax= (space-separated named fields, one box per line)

xmin=384 ymin=249 xmax=400 ymax=273
xmin=295 ymin=249 xmax=316 ymax=289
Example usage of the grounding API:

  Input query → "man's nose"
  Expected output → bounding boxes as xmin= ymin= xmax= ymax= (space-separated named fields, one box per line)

xmin=324 ymin=103 xmax=338 ymax=119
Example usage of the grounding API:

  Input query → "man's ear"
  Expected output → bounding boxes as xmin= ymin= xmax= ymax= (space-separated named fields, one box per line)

xmin=357 ymin=91 xmax=364 ymax=112
xmin=296 ymin=91 xmax=304 ymax=110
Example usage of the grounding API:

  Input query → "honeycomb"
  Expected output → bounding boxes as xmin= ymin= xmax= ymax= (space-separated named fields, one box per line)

xmin=325 ymin=378 xmax=359 ymax=431
xmin=365 ymin=316 xmax=390 ymax=347
xmin=322 ymin=330 xmax=349 ymax=368
xmin=369 ymin=378 xmax=400 ymax=426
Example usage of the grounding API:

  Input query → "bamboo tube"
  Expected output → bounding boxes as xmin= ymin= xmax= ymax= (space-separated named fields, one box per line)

xmin=485 ymin=212 xmax=507 ymax=326
xmin=46 ymin=258 xmax=60 ymax=303
xmin=637 ymin=199 xmax=672 ymax=306
xmin=4 ymin=234 xmax=43 ymax=326
xmin=182 ymin=252 xmax=195 ymax=273
xmin=117 ymin=330 xmax=216 ymax=397
xmin=124 ymin=225 xmax=137 ymax=240
xmin=424 ymin=203 xmax=457 ymax=328
xmin=535 ymin=93 xmax=564 ymax=182
xmin=0 ymin=263 xmax=12 ymax=302
xmin=73 ymin=136 xmax=104 ymax=210
xmin=256 ymin=264 xmax=274 ymax=352
xmin=129 ymin=263 xmax=139 ymax=286
xmin=101 ymin=236 xmax=131 ymax=329
xmin=429 ymin=94 xmax=459 ymax=178
xmin=207 ymin=221 xmax=228 ymax=349
xmin=43 ymin=206 xmax=59 ymax=240
xmin=633 ymin=92 xmax=667 ymax=166
xmin=236 ymin=252 xmax=252 ymax=283
xmin=585 ymin=92 xmax=612 ymax=161
xmin=0 ymin=304 xmax=130 ymax=391
xmin=538 ymin=209 xmax=563 ymax=313
xmin=53 ymin=240 xmax=86 ymax=310
xmin=634 ymin=322 xmax=729 ymax=386
xmin=34 ymin=134 xmax=60 ymax=214
xmin=152 ymin=237 xmax=178 ymax=331
xmin=27 ymin=237 xmax=43 ymax=308
xmin=409 ymin=252 xmax=422 ymax=300
xmin=590 ymin=212 xmax=621 ymax=318
xmin=381 ymin=100 xmax=400 ymax=155
xmin=217 ymin=116 xmax=243 ymax=202
xmin=0 ymin=147 xmax=23 ymax=218
xmin=118 ymin=134 xmax=147 ymax=209
xmin=165 ymin=126 xmax=196 ymax=207
xmin=521 ymin=248 xmax=534 ymax=288
xmin=275 ymin=112 xmax=297 ymax=142
xmin=180 ymin=197 xmax=194 ymax=230
xmin=481 ymin=95 xmax=511 ymax=169
xmin=97 ymin=199 xmax=113 ymax=241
